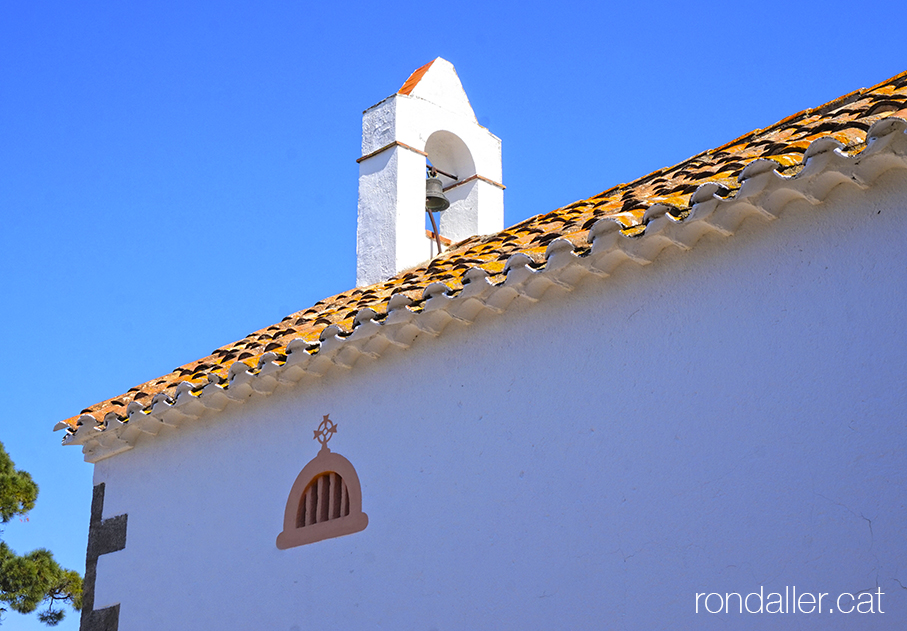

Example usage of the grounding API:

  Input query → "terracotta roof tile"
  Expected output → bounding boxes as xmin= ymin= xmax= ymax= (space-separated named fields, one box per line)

xmin=398 ymin=59 xmax=435 ymax=96
xmin=59 ymin=70 xmax=907 ymax=442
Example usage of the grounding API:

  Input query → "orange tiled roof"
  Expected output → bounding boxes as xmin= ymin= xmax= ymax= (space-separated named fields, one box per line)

xmin=59 ymin=70 xmax=907 ymax=448
xmin=398 ymin=59 xmax=435 ymax=95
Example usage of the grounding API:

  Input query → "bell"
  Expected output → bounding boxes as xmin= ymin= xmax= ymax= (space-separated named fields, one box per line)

xmin=425 ymin=177 xmax=450 ymax=212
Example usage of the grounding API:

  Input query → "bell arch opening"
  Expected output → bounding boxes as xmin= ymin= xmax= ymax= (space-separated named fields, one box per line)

xmin=425 ymin=130 xmax=475 ymax=183
xmin=424 ymin=131 xmax=476 ymax=240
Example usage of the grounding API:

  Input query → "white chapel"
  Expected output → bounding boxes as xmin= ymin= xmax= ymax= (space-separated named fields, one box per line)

xmin=60 ymin=60 xmax=907 ymax=630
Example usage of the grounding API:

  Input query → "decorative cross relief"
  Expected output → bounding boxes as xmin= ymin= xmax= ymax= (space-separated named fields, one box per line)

xmin=314 ymin=414 xmax=338 ymax=452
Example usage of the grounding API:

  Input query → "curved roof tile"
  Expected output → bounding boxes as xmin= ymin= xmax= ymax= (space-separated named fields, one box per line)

xmin=59 ymin=70 xmax=907 ymax=456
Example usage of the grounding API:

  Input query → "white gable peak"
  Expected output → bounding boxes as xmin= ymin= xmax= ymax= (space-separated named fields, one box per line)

xmin=399 ymin=57 xmax=477 ymax=122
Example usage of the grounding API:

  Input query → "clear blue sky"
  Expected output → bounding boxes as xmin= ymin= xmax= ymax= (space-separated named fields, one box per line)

xmin=1 ymin=1 xmax=904 ymax=628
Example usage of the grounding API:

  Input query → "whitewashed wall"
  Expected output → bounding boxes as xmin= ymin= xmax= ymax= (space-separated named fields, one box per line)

xmin=93 ymin=173 xmax=907 ymax=630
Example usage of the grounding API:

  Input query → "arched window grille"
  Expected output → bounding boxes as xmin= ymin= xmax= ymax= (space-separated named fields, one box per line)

xmin=297 ymin=472 xmax=350 ymax=527
xmin=277 ymin=416 xmax=368 ymax=549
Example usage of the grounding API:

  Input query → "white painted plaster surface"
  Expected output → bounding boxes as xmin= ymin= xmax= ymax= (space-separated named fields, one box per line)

xmin=356 ymin=147 xmax=430 ymax=285
xmin=357 ymin=60 xmax=503 ymax=286
xmin=407 ymin=58 xmax=477 ymax=122
xmin=94 ymin=174 xmax=907 ymax=629
xmin=360 ymin=98 xmax=396 ymax=156
xmin=439 ymin=179 xmax=480 ymax=242
xmin=474 ymin=180 xmax=504 ymax=235
xmin=355 ymin=147 xmax=397 ymax=284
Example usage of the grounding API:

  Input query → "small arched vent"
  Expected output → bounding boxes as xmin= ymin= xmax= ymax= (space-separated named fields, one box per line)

xmin=297 ymin=472 xmax=351 ymax=528
xmin=277 ymin=415 xmax=368 ymax=549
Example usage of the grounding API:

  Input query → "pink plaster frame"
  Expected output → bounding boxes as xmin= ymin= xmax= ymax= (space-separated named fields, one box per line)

xmin=276 ymin=450 xmax=368 ymax=549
